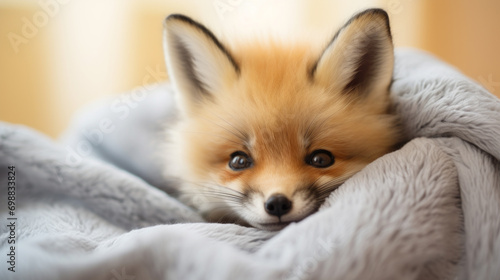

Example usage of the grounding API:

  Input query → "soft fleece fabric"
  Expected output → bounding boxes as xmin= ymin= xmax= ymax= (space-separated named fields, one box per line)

xmin=1 ymin=49 xmax=499 ymax=280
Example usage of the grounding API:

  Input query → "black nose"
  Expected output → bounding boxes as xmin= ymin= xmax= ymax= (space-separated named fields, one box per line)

xmin=264 ymin=194 xmax=292 ymax=217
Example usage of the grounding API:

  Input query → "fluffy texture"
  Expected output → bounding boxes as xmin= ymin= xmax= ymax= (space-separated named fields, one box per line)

xmin=0 ymin=49 xmax=499 ymax=280
xmin=163 ymin=10 xmax=401 ymax=229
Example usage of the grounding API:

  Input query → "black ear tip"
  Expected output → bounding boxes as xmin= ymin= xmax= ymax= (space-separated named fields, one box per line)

xmin=353 ymin=8 xmax=392 ymax=40
xmin=165 ymin=14 xmax=185 ymax=28
xmin=164 ymin=14 xmax=196 ymax=27
xmin=166 ymin=14 xmax=191 ymax=22
xmin=363 ymin=8 xmax=389 ymax=17
xmin=353 ymin=8 xmax=390 ymax=24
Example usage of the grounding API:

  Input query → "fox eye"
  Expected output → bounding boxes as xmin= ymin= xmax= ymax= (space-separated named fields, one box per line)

xmin=306 ymin=150 xmax=334 ymax=168
xmin=229 ymin=151 xmax=253 ymax=171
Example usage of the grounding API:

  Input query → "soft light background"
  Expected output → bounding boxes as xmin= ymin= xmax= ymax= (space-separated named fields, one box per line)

xmin=1 ymin=0 xmax=499 ymax=138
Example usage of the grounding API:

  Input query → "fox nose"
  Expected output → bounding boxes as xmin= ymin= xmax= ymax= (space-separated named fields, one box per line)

xmin=264 ymin=194 xmax=292 ymax=217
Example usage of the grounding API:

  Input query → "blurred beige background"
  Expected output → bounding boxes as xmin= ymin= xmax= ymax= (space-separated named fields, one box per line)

xmin=1 ymin=0 xmax=499 ymax=138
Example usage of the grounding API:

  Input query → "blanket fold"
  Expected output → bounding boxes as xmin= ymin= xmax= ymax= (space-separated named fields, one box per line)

xmin=1 ymin=49 xmax=499 ymax=280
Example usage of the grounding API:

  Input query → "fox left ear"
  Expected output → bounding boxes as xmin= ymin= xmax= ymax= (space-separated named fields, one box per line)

xmin=312 ymin=9 xmax=394 ymax=99
xmin=163 ymin=15 xmax=239 ymax=112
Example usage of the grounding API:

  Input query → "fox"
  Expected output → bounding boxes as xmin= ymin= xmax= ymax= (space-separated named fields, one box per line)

xmin=162 ymin=8 xmax=402 ymax=231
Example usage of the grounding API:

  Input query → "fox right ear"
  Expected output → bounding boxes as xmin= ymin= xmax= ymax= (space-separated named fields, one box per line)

xmin=163 ymin=15 xmax=239 ymax=112
xmin=311 ymin=9 xmax=394 ymax=101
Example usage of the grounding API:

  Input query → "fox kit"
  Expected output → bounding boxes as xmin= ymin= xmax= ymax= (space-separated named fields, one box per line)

xmin=163 ymin=9 xmax=401 ymax=230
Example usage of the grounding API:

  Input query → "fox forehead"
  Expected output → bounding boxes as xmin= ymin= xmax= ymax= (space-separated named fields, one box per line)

xmin=226 ymin=42 xmax=325 ymax=101
xmin=237 ymin=42 xmax=316 ymax=85
xmin=200 ymin=41 xmax=352 ymax=142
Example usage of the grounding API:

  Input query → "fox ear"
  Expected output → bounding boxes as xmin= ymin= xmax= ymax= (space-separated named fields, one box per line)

xmin=163 ymin=15 xmax=239 ymax=111
xmin=312 ymin=9 xmax=393 ymax=99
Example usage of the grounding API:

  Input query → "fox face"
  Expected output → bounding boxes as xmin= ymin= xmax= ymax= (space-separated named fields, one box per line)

xmin=163 ymin=9 xmax=401 ymax=230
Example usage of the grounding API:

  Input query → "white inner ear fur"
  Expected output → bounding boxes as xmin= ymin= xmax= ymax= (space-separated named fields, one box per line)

xmin=163 ymin=20 xmax=238 ymax=113
xmin=314 ymin=18 xmax=394 ymax=98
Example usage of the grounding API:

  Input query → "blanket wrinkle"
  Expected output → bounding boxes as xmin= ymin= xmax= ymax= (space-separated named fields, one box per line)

xmin=1 ymin=48 xmax=499 ymax=280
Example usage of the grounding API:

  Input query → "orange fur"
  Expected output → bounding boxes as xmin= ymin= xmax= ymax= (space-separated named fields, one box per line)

xmin=163 ymin=9 xmax=402 ymax=230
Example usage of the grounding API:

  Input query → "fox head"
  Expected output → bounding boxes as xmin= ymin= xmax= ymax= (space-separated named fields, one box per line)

xmin=163 ymin=9 xmax=401 ymax=230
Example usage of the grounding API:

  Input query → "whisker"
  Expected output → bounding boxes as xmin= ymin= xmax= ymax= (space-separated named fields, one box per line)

xmin=177 ymin=181 xmax=248 ymax=207
xmin=199 ymin=190 xmax=245 ymax=200
xmin=180 ymin=191 xmax=244 ymax=202
xmin=216 ymin=212 xmax=235 ymax=224
xmin=313 ymin=177 xmax=349 ymax=200
xmin=193 ymin=189 xmax=244 ymax=197
xmin=316 ymin=182 xmax=341 ymax=196
xmin=181 ymin=180 xmax=246 ymax=196
xmin=205 ymin=203 xmax=241 ymax=210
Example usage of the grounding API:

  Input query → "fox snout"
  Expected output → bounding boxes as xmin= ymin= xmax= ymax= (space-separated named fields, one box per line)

xmin=217 ymin=169 xmax=344 ymax=230
xmin=264 ymin=194 xmax=292 ymax=217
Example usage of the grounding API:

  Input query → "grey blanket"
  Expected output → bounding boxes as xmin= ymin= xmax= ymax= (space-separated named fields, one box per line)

xmin=1 ymin=49 xmax=499 ymax=280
